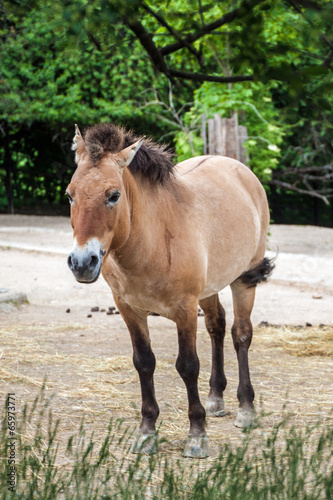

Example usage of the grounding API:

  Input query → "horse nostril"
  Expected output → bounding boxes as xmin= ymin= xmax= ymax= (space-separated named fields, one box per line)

xmin=88 ymin=254 xmax=99 ymax=271
xmin=67 ymin=254 xmax=73 ymax=270
xmin=67 ymin=253 xmax=78 ymax=271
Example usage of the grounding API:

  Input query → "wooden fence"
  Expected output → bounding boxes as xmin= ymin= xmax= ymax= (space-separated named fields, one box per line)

xmin=201 ymin=112 xmax=249 ymax=165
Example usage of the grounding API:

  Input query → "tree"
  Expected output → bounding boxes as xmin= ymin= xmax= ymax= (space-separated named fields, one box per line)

xmin=114 ymin=0 xmax=333 ymax=89
xmin=1 ymin=0 xmax=333 ymax=224
xmin=59 ymin=0 xmax=333 ymax=205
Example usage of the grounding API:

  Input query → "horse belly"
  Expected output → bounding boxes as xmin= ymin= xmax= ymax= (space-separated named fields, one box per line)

xmin=197 ymin=194 xmax=263 ymax=299
xmin=199 ymin=250 xmax=256 ymax=300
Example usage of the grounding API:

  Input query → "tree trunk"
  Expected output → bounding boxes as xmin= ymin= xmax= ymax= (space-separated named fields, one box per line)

xmin=4 ymin=121 xmax=14 ymax=214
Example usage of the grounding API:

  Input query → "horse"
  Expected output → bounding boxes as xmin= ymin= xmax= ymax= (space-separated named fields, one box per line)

xmin=66 ymin=122 xmax=274 ymax=458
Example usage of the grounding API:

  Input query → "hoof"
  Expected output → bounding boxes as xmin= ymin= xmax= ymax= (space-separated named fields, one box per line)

xmin=183 ymin=435 xmax=210 ymax=458
xmin=234 ymin=407 xmax=256 ymax=428
xmin=131 ymin=433 xmax=158 ymax=454
xmin=205 ymin=397 xmax=226 ymax=417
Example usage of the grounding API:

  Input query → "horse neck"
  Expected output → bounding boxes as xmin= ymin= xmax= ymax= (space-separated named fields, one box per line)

xmin=114 ymin=169 xmax=179 ymax=263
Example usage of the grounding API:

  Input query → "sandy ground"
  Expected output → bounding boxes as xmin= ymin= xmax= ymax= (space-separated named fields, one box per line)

xmin=0 ymin=215 xmax=332 ymax=325
xmin=0 ymin=215 xmax=332 ymax=462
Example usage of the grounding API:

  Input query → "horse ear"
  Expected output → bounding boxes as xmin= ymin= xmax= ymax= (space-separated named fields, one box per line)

xmin=116 ymin=138 xmax=145 ymax=169
xmin=72 ymin=124 xmax=86 ymax=161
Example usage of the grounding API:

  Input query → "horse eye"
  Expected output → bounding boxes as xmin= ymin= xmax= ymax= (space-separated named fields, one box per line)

xmin=106 ymin=190 xmax=120 ymax=207
xmin=66 ymin=192 xmax=74 ymax=204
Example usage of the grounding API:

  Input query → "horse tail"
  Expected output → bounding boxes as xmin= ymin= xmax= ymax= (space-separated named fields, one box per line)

xmin=238 ymin=256 xmax=276 ymax=288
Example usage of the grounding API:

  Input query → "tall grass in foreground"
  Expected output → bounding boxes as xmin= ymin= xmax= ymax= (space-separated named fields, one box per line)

xmin=0 ymin=388 xmax=332 ymax=499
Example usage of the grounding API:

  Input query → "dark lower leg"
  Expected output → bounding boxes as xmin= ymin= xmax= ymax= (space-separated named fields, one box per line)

xmin=176 ymin=322 xmax=206 ymax=437
xmin=114 ymin=299 xmax=159 ymax=436
xmin=132 ymin=342 xmax=159 ymax=434
xmin=200 ymin=295 xmax=227 ymax=400
xmin=231 ymin=318 xmax=254 ymax=409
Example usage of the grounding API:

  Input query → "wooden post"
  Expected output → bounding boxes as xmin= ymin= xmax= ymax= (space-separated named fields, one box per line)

xmin=201 ymin=114 xmax=207 ymax=155
xmin=225 ymin=114 xmax=235 ymax=159
xmin=208 ymin=119 xmax=215 ymax=155
xmin=221 ymin=118 xmax=227 ymax=156
xmin=201 ymin=112 xmax=248 ymax=164
xmin=214 ymin=114 xmax=224 ymax=155
xmin=233 ymin=111 xmax=240 ymax=161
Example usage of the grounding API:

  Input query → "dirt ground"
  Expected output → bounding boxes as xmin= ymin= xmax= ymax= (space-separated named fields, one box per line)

xmin=0 ymin=215 xmax=332 ymax=461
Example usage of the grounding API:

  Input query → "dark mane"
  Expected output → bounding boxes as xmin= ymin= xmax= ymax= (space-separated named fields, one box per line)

xmin=83 ymin=123 xmax=175 ymax=184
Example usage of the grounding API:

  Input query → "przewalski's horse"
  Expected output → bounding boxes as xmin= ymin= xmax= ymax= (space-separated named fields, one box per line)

xmin=67 ymin=123 xmax=274 ymax=458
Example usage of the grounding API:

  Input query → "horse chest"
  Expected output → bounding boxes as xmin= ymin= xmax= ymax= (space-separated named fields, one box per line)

xmin=102 ymin=259 xmax=174 ymax=316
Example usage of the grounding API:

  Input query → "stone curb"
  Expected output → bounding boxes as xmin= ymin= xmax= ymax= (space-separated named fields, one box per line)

xmin=0 ymin=290 xmax=28 ymax=311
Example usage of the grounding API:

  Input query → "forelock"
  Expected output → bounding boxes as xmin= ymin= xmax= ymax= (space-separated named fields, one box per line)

xmin=82 ymin=123 xmax=175 ymax=184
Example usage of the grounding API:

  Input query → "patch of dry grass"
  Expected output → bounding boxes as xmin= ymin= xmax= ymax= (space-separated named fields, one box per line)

xmin=258 ymin=325 xmax=333 ymax=356
xmin=1 ymin=321 xmax=333 ymax=462
xmin=0 ymin=367 xmax=46 ymax=387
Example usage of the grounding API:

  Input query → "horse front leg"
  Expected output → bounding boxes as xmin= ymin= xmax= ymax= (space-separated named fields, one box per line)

xmin=114 ymin=297 xmax=159 ymax=454
xmin=175 ymin=300 xmax=209 ymax=458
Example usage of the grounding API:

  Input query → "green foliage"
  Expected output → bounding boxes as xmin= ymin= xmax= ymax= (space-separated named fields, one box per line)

xmin=1 ymin=0 xmax=333 ymax=221
xmin=0 ymin=2 xmax=162 ymax=126
xmin=0 ymin=0 xmax=171 ymax=211
xmin=175 ymin=81 xmax=284 ymax=185
xmin=1 ymin=388 xmax=332 ymax=499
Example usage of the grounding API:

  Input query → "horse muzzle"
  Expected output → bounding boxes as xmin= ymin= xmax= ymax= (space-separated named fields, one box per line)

xmin=67 ymin=238 xmax=104 ymax=284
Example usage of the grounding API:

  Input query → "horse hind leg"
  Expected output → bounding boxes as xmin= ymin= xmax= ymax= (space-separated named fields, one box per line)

xmin=199 ymin=294 xmax=227 ymax=417
xmin=230 ymin=281 xmax=256 ymax=428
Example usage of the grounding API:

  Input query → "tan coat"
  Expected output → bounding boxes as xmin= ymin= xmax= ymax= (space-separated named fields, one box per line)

xmin=67 ymin=124 xmax=272 ymax=458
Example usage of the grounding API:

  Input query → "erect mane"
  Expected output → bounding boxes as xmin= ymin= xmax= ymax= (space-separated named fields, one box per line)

xmin=83 ymin=123 xmax=175 ymax=184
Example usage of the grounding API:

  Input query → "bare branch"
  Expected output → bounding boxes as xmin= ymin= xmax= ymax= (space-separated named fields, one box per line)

xmin=86 ymin=31 xmax=102 ymax=51
xmin=198 ymin=0 xmax=206 ymax=28
xmin=169 ymin=69 xmax=253 ymax=83
xmin=291 ymin=0 xmax=323 ymax=9
xmin=123 ymin=16 xmax=173 ymax=81
xmin=281 ymin=164 xmax=333 ymax=174
xmin=323 ymin=49 xmax=333 ymax=68
xmin=301 ymin=174 xmax=333 ymax=181
xmin=270 ymin=179 xmax=330 ymax=205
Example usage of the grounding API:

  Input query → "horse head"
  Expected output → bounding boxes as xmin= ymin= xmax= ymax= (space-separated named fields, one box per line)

xmin=66 ymin=124 xmax=143 ymax=283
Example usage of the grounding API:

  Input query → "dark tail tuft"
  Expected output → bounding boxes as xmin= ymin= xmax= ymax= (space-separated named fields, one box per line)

xmin=238 ymin=257 xmax=276 ymax=288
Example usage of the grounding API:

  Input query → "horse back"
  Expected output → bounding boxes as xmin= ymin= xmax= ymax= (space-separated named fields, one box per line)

xmin=175 ymin=155 xmax=269 ymax=228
